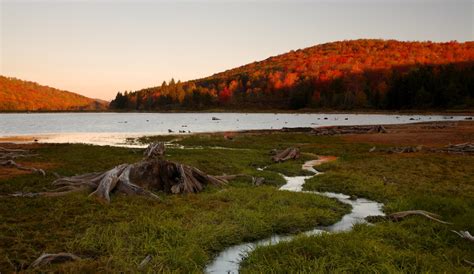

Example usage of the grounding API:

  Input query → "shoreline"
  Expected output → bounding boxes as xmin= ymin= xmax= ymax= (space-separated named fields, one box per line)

xmin=1 ymin=120 xmax=472 ymax=147
xmin=1 ymin=109 xmax=474 ymax=115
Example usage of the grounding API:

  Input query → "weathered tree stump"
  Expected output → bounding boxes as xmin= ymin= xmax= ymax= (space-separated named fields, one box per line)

xmin=271 ymin=147 xmax=300 ymax=162
xmin=8 ymin=142 xmax=226 ymax=203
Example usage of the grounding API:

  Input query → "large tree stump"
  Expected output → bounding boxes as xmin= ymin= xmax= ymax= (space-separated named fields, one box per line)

xmin=9 ymin=142 xmax=226 ymax=203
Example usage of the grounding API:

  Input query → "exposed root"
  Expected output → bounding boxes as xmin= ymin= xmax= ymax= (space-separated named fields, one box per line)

xmin=272 ymin=147 xmax=300 ymax=162
xmin=1 ymin=159 xmax=45 ymax=176
xmin=29 ymin=253 xmax=80 ymax=268
xmin=463 ymin=259 xmax=474 ymax=267
xmin=388 ymin=210 xmax=452 ymax=224
xmin=0 ymin=146 xmax=45 ymax=176
xmin=451 ymin=230 xmax=474 ymax=243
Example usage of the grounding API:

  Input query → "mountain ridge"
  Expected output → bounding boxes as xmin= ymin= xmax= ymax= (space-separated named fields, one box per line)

xmin=111 ymin=39 xmax=474 ymax=111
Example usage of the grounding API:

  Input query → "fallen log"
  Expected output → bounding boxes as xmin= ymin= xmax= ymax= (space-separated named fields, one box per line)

xmin=30 ymin=253 xmax=80 ymax=268
xmin=7 ymin=142 xmax=226 ymax=203
xmin=370 ymin=145 xmax=423 ymax=154
xmin=312 ymin=125 xmax=387 ymax=136
xmin=431 ymin=143 xmax=474 ymax=155
xmin=271 ymin=147 xmax=300 ymax=162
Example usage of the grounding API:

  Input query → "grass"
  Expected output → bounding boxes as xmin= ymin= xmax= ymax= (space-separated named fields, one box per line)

xmin=0 ymin=140 xmax=348 ymax=272
xmin=1 ymin=131 xmax=473 ymax=272
xmin=239 ymin=140 xmax=474 ymax=273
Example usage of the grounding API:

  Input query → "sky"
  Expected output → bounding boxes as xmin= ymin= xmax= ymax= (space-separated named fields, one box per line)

xmin=0 ymin=0 xmax=472 ymax=101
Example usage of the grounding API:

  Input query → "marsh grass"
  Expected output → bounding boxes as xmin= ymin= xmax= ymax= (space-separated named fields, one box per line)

xmin=1 ymin=131 xmax=473 ymax=272
xmin=0 ymin=139 xmax=348 ymax=272
xmin=238 ymin=136 xmax=474 ymax=273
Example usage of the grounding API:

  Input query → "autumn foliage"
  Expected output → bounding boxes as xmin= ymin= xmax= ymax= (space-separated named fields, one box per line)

xmin=112 ymin=39 xmax=472 ymax=110
xmin=0 ymin=76 xmax=107 ymax=111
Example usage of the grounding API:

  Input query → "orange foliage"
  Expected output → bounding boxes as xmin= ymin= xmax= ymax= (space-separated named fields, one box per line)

xmin=0 ymin=76 xmax=107 ymax=111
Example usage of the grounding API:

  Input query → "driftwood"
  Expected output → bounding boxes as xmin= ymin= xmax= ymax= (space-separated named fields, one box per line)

xmin=0 ymin=146 xmax=45 ymax=176
xmin=370 ymin=145 xmax=423 ymax=154
xmin=420 ymin=122 xmax=457 ymax=129
xmin=431 ymin=143 xmax=474 ymax=155
xmin=312 ymin=125 xmax=387 ymax=136
xmin=30 ymin=253 xmax=80 ymax=268
xmin=138 ymin=254 xmax=152 ymax=269
xmin=271 ymin=147 xmax=300 ymax=162
xmin=8 ymin=142 xmax=226 ymax=203
xmin=367 ymin=210 xmax=451 ymax=224
xmin=214 ymin=174 xmax=266 ymax=186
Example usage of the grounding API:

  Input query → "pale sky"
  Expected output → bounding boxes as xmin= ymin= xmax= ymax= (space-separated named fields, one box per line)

xmin=1 ymin=0 xmax=472 ymax=100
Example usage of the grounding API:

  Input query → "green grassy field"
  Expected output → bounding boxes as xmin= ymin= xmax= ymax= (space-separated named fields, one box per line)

xmin=1 ymin=131 xmax=473 ymax=272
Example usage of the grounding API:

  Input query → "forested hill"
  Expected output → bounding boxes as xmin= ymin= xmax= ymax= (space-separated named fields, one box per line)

xmin=0 ymin=76 xmax=108 ymax=111
xmin=111 ymin=39 xmax=474 ymax=111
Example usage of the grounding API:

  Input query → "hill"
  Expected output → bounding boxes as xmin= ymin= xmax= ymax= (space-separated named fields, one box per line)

xmin=0 ymin=76 xmax=108 ymax=111
xmin=110 ymin=39 xmax=474 ymax=111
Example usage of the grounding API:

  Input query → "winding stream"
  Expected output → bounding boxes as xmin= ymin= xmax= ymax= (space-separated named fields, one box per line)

xmin=205 ymin=157 xmax=385 ymax=273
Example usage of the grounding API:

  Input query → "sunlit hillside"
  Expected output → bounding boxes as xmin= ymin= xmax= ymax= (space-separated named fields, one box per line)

xmin=111 ymin=39 xmax=474 ymax=110
xmin=0 ymin=76 xmax=108 ymax=111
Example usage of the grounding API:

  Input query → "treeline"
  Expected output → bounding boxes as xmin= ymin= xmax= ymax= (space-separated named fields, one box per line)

xmin=0 ymin=76 xmax=108 ymax=111
xmin=110 ymin=39 xmax=474 ymax=111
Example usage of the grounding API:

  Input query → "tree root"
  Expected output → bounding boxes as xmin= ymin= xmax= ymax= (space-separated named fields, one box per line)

xmin=463 ymin=259 xmax=474 ymax=267
xmin=1 ymin=159 xmax=45 ymax=176
xmin=387 ymin=210 xmax=452 ymax=224
xmin=29 ymin=253 xmax=80 ymax=268
xmin=367 ymin=210 xmax=452 ymax=225
xmin=0 ymin=146 xmax=45 ymax=176
xmin=451 ymin=230 xmax=474 ymax=243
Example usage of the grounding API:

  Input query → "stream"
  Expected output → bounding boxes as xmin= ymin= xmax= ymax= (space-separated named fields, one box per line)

xmin=205 ymin=158 xmax=385 ymax=273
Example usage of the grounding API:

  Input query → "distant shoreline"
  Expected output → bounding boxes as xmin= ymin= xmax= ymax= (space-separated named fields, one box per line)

xmin=1 ymin=109 xmax=473 ymax=115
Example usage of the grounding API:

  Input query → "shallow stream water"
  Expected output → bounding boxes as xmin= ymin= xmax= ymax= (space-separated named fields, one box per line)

xmin=205 ymin=159 xmax=385 ymax=273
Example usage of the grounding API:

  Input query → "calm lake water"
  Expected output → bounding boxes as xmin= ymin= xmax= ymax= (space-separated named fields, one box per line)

xmin=0 ymin=112 xmax=470 ymax=146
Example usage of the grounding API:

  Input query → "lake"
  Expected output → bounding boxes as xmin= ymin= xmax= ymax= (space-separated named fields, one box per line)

xmin=0 ymin=112 xmax=470 ymax=146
